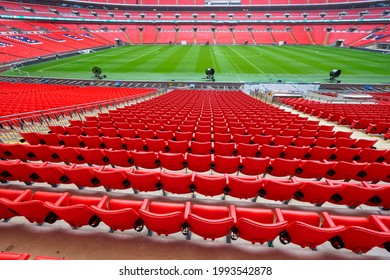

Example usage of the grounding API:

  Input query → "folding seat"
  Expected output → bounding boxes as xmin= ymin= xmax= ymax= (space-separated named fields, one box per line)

xmin=352 ymin=148 xmax=386 ymax=163
xmin=82 ymin=127 xmax=101 ymax=137
xmin=330 ymin=147 xmax=360 ymax=162
xmin=156 ymin=152 xmax=185 ymax=171
xmin=354 ymin=162 xmax=390 ymax=183
xmin=280 ymin=128 xmax=299 ymax=137
xmin=92 ymin=167 xmax=133 ymax=191
xmin=4 ymin=161 xmax=43 ymax=184
xmin=214 ymin=121 xmax=227 ymax=127
xmin=305 ymin=146 xmax=336 ymax=161
xmin=131 ymin=123 xmax=147 ymax=130
xmin=136 ymin=129 xmax=155 ymax=140
xmin=58 ymin=134 xmax=82 ymax=147
xmin=275 ymin=209 xmax=345 ymax=250
xmin=281 ymin=146 xmax=310 ymax=160
xmin=226 ymin=175 xmax=262 ymax=200
xmin=100 ymin=137 xmax=124 ymax=150
xmin=196 ymin=125 xmax=211 ymax=133
xmin=332 ymin=137 xmax=357 ymax=148
xmin=162 ymin=123 xmax=179 ymax=132
xmin=253 ymin=135 xmax=273 ymax=145
xmin=186 ymin=204 xmax=235 ymax=241
xmin=328 ymin=181 xmax=381 ymax=209
xmin=100 ymin=127 xmax=119 ymax=138
xmin=0 ymin=252 xmax=30 ymax=260
xmin=19 ymin=132 xmax=41 ymax=145
xmin=295 ymin=160 xmax=334 ymax=179
xmin=117 ymin=128 xmax=136 ymax=138
xmin=334 ymin=131 xmax=353 ymax=138
xmin=316 ymin=130 xmax=335 ymax=138
xmin=312 ymin=137 xmax=334 ymax=148
xmin=37 ymin=133 xmax=62 ymax=146
xmin=182 ymin=120 xmax=197 ymax=127
xmin=63 ymin=165 xmax=103 ymax=189
xmin=363 ymin=182 xmax=390 ymax=210
xmin=66 ymin=126 xmax=83 ymax=136
xmin=246 ymin=127 xmax=263 ymax=136
xmin=259 ymin=144 xmax=284 ymax=158
xmin=193 ymin=132 xmax=212 ymax=143
xmin=325 ymin=161 xmax=367 ymax=181
xmin=174 ymin=131 xmax=193 ymax=142
xmin=0 ymin=143 xmax=34 ymax=161
xmin=27 ymin=162 xmax=70 ymax=187
xmin=68 ymin=120 xmax=83 ymax=127
xmin=79 ymin=135 xmax=104 ymax=149
xmin=293 ymin=180 xmax=343 ymax=206
xmin=155 ymin=130 xmax=174 ymax=141
xmin=189 ymin=141 xmax=213 ymax=155
xmin=212 ymin=126 xmax=228 ymax=134
xmin=240 ymin=157 xmax=270 ymax=176
xmin=0 ymin=189 xmax=31 ymax=220
xmin=322 ymin=213 xmax=390 ymax=254
xmin=123 ymin=137 xmax=144 ymax=151
xmin=186 ymin=154 xmax=213 ymax=173
xmin=233 ymin=207 xmax=287 ymax=245
xmin=366 ymin=122 xmax=390 ymax=135
xmin=230 ymin=127 xmax=246 ymax=135
xmin=50 ymin=146 xmax=85 ymax=164
xmin=212 ymin=155 xmax=241 ymax=174
xmin=143 ymin=139 xmax=167 ymax=153
xmin=192 ymin=173 xmax=227 ymax=197
xmin=232 ymin=134 xmax=253 ymax=144
xmin=91 ymin=198 xmax=147 ymax=232
xmin=379 ymin=150 xmax=390 ymax=164
xmin=213 ymin=142 xmax=236 ymax=156
xmin=267 ymin=158 xmax=301 ymax=177
xmin=236 ymin=143 xmax=260 ymax=157
xmin=178 ymin=124 xmax=196 ymax=133
xmin=318 ymin=125 xmax=334 ymax=131
xmin=159 ymin=172 xmax=193 ymax=195
xmin=385 ymin=130 xmax=390 ymax=141
xmin=263 ymin=127 xmax=282 ymax=136
xmin=165 ymin=140 xmax=189 ymax=154
xmin=147 ymin=123 xmax=162 ymax=131
xmin=48 ymin=126 xmax=67 ymax=135
xmin=78 ymin=148 xmax=110 ymax=166
xmin=259 ymin=178 xmax=302 ymax=203
xmin=0 ymin=191 xmax=69 ymax=224
xmin=303 ymin=124 xmax=318 ymax=131
xmin=351 ymin=139 xmax=377 ymax=149
xmin=83 ymin=120 xmax=99 ymax=128
xmin=271 ymin=135 xmax=293 ymax=146
xmin=130 ymin=151 xmax=160 ymax=169
xmin=138 ymin=201 xmax=190 ymax=236
xmin=298 ymin=129 xmax=317 ymax=138
xmin=125 ymin=169 xmax=161 ymax=192
xmin=99 ymin=122 xmax=115 ymax=129
xmin=45 ymin=195 xmax=108 ymax=228
xmin=114 ymin=122 xmax=131 ymax=130
xmin=212 ymin=133 xmax=231 ymax=143
xmin=293 ymin=136 xmax=314 ymax=147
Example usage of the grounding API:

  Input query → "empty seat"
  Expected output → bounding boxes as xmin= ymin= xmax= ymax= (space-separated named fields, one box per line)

xmin=130 ymin=151 xmax=160 ymax=169
xmin=166 ymin=140 xmax=190 ymax=154
xmin=240 ymin=157 xmax=270 ymax=176
xmin=78 ymin=148 xmax=110 ymax=166
xmin=226 ymin=175 xmax=262 ymax=200
xmin=104 ymin=149 xmax=133 ymax=167
xmin=325 ymin=161 xmax=367 ymax=181
xmin=259 ymin=144 xmax=284 ymax=158
xmin=101 ymin=137 xmax=125 ymax=150
xmin=305 ymin=146 xmax=336 ymax=161
xmin=253 ymin=135 xmax=273 ymax=145
xmin=187 ymin=204 xmax=235 ymax=240
xmin=158 ymin=152 xmax=186 ymax=171
xmin=232 ymin=134 xmax=253 ymax=144
xmin=92 ymin=198 xmax=148 ymax=232
xmin=213 ymin=142 xmax=236 ymax=156
xmin=259 ymin=178 xmax=302 ymax=203
xmin=272 ymin=135 xmax=294 ymax=146
xmin=144 ymin=139 xmax=167 ymax=152
xmin=267 ymin=158 xmax=301 ymax=177
xmin=293 ymin=136 xmax=315 ymax=147
xmin=189 ymin=141 xmax=213 ymax=155
xmin=281 ymin=146 xmax=310 ymax=160
xmin=159 ymin=172 xmax=193 ymax=195
xmin=295 ymin=160 xmax=334 ymax=179
xmin=212 ymin=155 xmax=241 ymax=174
xmin=293 ymin=180 xmax=343 ymax=206
xmin=236 ymin=143 xmax=260 ymax=157
xmin=174 ymin=131 xmax=193 ymax=142
xmin=139 ymin=201 xmax=190 ymax=236
xmin=79 ymin=135 xmax=104 ymax=149
xmin=276 ymin=209 xmax=345 ymax=250
xmin=45 ymin=195 xmax=108 ymax=228
xmin=322 ymin=213 xmax=390 ymax=254
xmin=186 ymin=154 xmax=213 ymax=172
xmin=0 ymin=189 xmax=31 ymax=220
xmin=192 ymin=173 xmax=227 ymax=197
xmin=193 ymin=132 xmax=212 ymax=142
xmin=353 ymin=148 xmax=387 ymax=163
xmin=58 ymin=134 xmax=82 ymax=147
xmin=62 ymin=165 xmax=102 ymax=189
xmin=92 ymin=167 xmax=133 ymax=191
xmin=234 ymin=207 xmax=288 ymax=245
xmin=354 ymin=162 xmax=390 ymax=183
xmin=155 ymin=130 xmax=174 ymax=141
xmin=136 ymin=129 xmax=155 ymax=139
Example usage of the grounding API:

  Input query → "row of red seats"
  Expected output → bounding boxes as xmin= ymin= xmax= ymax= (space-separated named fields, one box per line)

xmin=1 ymin=160 xmax=390 ymax=208
xmin=0 ymin=188 xmax=389 ymax=254
xmin=22 ymin=131 xmax=370 ymax=152
xmin=48 ymin=124 xmax=349 ymax=140
xmin=0 ymin=251 xmax=64 ymax=260
xmin=279 ymin=98 xmax=390 ymax=135
xmin=2 ymin=144 xmax=390 ymax=181
xmin=3 ymin=139 xmax=388 ymax=165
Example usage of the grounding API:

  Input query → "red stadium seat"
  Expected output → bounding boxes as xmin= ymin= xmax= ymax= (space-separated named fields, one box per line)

xmin=159 ymin=172 xmax=193 ymax=195
xmin=192 ymin=173 xmax=227 ymax=197
xmin=226 ymin=175 xmax=262 ymax=200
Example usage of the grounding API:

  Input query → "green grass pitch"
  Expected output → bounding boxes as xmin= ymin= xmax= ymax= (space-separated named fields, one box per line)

xmin=3 ymin=45 xmax=390 ymax=83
